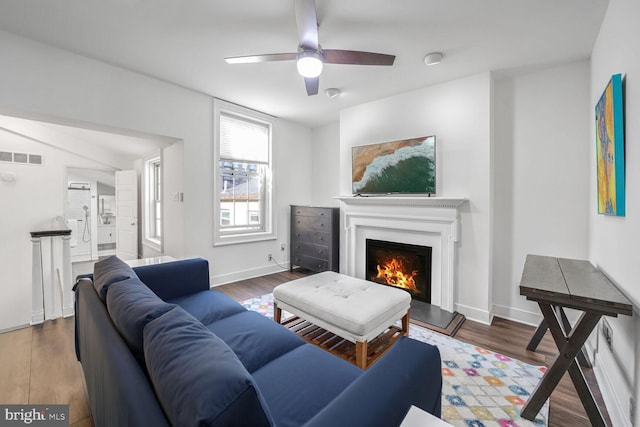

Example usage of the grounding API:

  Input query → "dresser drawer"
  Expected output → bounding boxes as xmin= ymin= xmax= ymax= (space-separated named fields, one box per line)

xmin=292 ymin=229 xmax=330 ymax=246
xmin=292 ymin=215 xmax=330 ymax=232
xmin=292 ymin=241 xmax=329 ymax=260
xmin=291 ymin=255 xmax=329 ymax=272
xmin=292 ymin=206 xmax=333 ymax=218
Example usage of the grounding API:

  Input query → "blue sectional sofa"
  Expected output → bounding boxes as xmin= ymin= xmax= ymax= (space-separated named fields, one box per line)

xmin=74 ymin=256 xmax=442 ymax=427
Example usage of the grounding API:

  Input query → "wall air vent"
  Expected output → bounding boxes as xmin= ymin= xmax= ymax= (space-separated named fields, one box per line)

xmin=13 ymin=153 xmax=27 ymax=163
xmin=0 ymin=150 xmax=44 ymax=165
xmin=29 ymin=154 xmax=43 ymax=165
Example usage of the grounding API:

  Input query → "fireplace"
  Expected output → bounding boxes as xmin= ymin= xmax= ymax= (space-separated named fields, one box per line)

xmin=338 ymin=196 xmax=465 ymax=312
xmin=366 ymin=239 xmax=432 ymax=303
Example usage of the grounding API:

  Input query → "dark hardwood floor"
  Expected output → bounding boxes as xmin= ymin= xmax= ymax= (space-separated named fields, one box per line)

xmin=0 ymin=268 xmax=610 ymax=427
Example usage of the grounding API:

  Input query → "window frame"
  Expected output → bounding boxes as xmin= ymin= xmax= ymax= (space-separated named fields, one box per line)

xmin=213 ymin=98 xmax=276 ymax=246
xmin=142 ymin=152 xmax=163 ymax=252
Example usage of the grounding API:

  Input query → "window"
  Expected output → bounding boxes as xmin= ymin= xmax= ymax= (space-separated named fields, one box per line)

xmin=143 ymin=154 xmax=162 ymax=251
xmin=214 ymin=99 xmax=275 ymax=246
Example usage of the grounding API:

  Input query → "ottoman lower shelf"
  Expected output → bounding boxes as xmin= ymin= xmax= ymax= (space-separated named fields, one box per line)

xmin=277 ymin=314 xmax=407 ymax=369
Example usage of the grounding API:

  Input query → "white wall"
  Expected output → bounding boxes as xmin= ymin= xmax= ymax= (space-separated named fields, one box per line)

xmin=0 ymin=31 xmax=314 ymax=330
xmin=492 ymin=61 xmax=591 ymax=325
xmin=163 ymin=141 xmax=184 ymax=258
xmin=0 ymin=129 xmax=117 ymax=331
xmin=339 ymin=73 xmax=493 ymax=322
xmin=311 ymin=121 xmax=341 ymax=207
xmin=588 ymin=0 xmax=640 ymax=424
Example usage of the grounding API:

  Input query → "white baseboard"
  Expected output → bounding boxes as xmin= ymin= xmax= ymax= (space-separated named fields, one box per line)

xmin=0 ymin=323 xmax=30 ymax=334
xmin=211 ymin=262 xmax=291 ymax=287
xmin=593 ymin=347 xmax=632 ymax=427
xmin=491 ymin=303 xmax=542 ymax=327
xmin=455 ymin=303 xmax=491 ymax=325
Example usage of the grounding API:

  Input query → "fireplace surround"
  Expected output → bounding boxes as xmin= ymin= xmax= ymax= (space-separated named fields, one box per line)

xmin=337 ymin=196 xmax=466 ymax=312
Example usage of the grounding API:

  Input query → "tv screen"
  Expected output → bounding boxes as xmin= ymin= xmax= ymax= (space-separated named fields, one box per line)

xmin=351 ymin=135 xmax=436 ymax=195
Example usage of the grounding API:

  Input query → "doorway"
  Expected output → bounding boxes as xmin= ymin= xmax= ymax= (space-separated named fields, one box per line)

xmin=66 ymin=167 xmax=117 ymax=262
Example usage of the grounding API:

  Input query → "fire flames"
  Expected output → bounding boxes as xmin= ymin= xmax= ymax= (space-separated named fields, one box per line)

xmin=375 ymin=257 xmax=420 ymax=293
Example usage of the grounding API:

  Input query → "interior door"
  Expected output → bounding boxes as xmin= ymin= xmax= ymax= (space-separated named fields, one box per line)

xmin=115 ymin=170 xmax=138 ymax=260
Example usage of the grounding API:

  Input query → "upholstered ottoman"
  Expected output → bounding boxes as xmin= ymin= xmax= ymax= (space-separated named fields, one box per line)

xmin=273 ymin=271 xmax=411 ymax=369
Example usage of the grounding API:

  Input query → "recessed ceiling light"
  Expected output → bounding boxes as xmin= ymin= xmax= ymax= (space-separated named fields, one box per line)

xmin=325 ymin=88 xmax=341 ymax=99
xmin=423 ymin=52 xmax=445 ymax=66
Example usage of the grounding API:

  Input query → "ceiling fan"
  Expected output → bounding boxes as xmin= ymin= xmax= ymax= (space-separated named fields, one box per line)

xmin=224 ymin=0 xmax=396 ymax=96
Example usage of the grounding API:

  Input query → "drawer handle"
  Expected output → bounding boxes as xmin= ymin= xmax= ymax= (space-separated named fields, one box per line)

xmin=320 ymin=223 xmax=324 ymax=227
xmin=320 ymin=237 xmax=324 ymax=240
xmin=297 ymin=220 xmax=301 ymax=224
xmin=296 ymin=233 xmax=300 ymax=237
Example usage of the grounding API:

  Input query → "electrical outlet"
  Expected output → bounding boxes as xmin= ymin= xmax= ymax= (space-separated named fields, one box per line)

xmin=267 ymin=254 xmax=273 ymax=262
xmin=602 ymin=319 xmax=612 ymax=351
xmin=280 ymin=243 xmax=286 ymax=251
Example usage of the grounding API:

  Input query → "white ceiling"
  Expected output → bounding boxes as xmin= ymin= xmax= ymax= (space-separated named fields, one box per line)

xmin=0 ymin=0 xmax=609 ymax=129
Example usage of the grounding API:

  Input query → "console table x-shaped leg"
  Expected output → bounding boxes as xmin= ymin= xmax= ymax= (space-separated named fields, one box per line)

xmin=521 ymin=302 xmax=605 ymax=426
xmin=526 ymin=305 xmax=591 ymax=368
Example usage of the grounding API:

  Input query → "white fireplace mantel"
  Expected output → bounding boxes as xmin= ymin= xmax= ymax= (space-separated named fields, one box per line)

xmin=336 ymin=196 xmax=468 ymax=312
xmin=335 ymin=196 xmax=467 ymax=209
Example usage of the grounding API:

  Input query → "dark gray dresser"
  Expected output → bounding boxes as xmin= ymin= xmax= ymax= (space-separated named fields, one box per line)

xmin=290 ymin=205 xmax=339 ymax=272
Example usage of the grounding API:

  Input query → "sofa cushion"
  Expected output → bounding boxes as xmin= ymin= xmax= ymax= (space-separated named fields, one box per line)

xmin=106 ymin=278 xmax=176 ymax=363
xmin=144 ymin=307 xmax=274 ymax=427
xmin=93 ymin=255 xmax=138 ymax=301
xmin=252 ymin=344 xmax=361 ymax=427
xmin=206 ymin=311 xmax=304 ymax=373
xmin=167 ymin=290 xmax=246 ymax=325
xmin=134 ymin=258 xmax=210 ymax=300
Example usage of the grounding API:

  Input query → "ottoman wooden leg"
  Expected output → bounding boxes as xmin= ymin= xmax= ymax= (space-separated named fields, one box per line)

xmin=274 ymin=303 xmax=282 ymax=324
xmin=401 ymin=310 xmax=410 ymax=336
xmin=356 ymin=341 xmax=368 ymax=369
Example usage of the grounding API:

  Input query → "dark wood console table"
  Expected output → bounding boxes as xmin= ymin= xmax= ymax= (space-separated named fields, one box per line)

xmin=519 ymin=254 xmax=632 ymax=426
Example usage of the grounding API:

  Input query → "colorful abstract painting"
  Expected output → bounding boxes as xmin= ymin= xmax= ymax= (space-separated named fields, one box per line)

xmin=595 ymin=73 xmax=625 ymax=216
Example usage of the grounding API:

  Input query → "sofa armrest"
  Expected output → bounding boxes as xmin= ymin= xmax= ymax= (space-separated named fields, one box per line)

xmin=303 ymin=336 xmax=442 ymax=427
xmin=133 ymin=258 xmax=211 ymax=300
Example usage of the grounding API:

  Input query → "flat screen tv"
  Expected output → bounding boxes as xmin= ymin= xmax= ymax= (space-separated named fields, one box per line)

xmin=351 ymin=135 xmax=436 ymax=195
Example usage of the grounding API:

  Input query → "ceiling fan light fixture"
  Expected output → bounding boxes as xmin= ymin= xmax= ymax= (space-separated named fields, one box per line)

xmin=424 ymin=52 xmax=445 ymax=66
xmin=297 ymin=50 xmax=323 ymax=78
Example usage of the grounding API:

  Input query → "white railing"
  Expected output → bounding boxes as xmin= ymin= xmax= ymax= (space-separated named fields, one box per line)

xmin=30 ymin=216 xmax=73 ymax=324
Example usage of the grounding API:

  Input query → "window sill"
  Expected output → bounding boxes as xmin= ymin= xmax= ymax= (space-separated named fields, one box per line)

xmin=143 ymin=237 xmax=162 ymax=253
xmin=213 ymin=230 xmax=276 ymax=247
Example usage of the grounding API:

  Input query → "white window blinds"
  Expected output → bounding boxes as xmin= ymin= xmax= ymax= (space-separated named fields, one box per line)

xmin=219 ymin=112 xmax=269 ymax=164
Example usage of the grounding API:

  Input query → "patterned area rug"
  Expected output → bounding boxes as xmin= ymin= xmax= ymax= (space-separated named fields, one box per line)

xmin=240 ymin=294 xmax=549 ymax=427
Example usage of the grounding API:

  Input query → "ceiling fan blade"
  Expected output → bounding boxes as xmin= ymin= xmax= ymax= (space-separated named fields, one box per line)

xmin=294 ymin=0 xmax=319 ymax=50
xmin=323 ymin=50 xmax=395 ymax=66
xmin=225 ymin=53 xmax=297 ymax=64
xmin=304 ymin=77 xmax=319 ymax=96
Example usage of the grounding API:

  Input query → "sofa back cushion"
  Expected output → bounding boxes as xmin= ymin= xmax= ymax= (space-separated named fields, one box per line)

xmin=106 ymin=277 xmax=176 ymax=363
xmin=133 ymin=258 xmax=211 ymax=300
xmin=144 ymin=307 xmax=274 ymax=427
xmin=93 ymin=255 xmax=138 ymax=301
